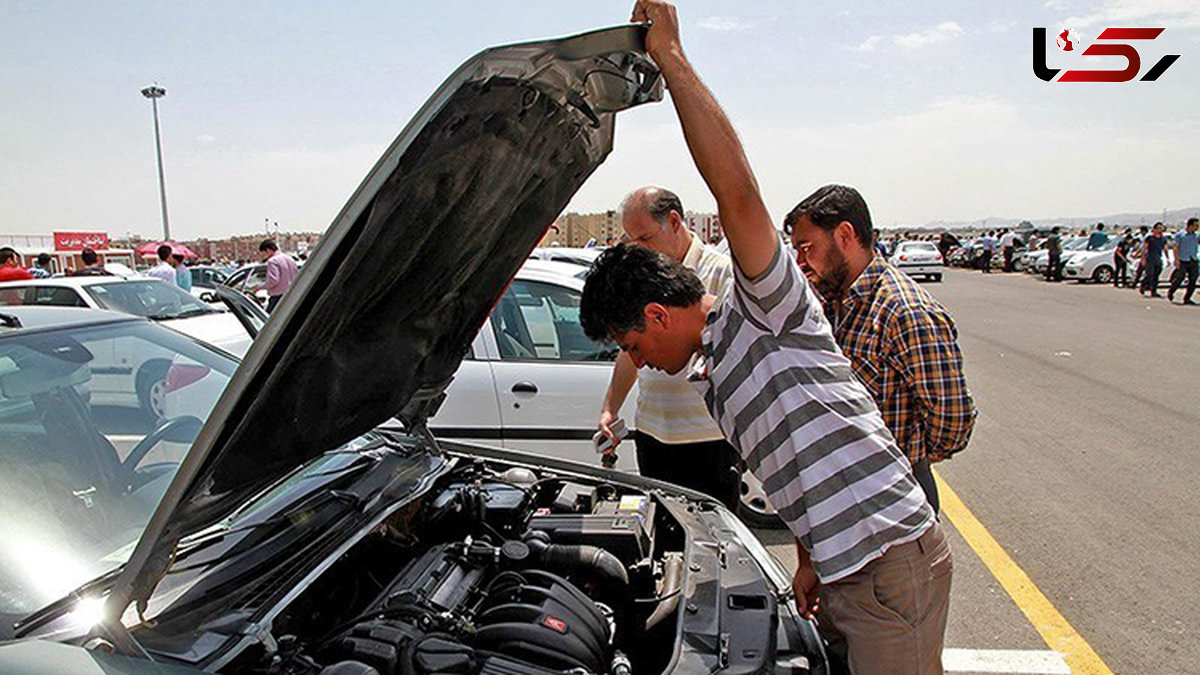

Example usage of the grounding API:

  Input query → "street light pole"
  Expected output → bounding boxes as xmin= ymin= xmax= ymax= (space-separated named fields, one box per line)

xmin=141 ymin=85 xmax=171 ymax=241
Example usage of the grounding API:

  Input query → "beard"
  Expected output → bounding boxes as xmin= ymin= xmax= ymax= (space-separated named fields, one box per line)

xmin=806 ymin=248 xmax=851 ymax=299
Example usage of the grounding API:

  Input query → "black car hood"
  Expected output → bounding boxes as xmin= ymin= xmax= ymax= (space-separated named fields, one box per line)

xmin=106 ymin=25 xmax=661 ymax=621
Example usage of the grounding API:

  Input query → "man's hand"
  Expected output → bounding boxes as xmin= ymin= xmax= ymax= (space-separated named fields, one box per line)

xmin=631 ymin=0 xmax=682 ymax=62
xmin=792 ymin=564 xmax=821 ymax=619
xmin=598 ymin=409 xmax=624 ymax=452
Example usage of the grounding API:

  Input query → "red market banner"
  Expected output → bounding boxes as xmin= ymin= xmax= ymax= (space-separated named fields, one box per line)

xmin=54 ymin=231 xmax=110 ymax=251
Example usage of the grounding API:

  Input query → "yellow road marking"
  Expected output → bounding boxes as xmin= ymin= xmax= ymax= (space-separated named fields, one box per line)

xmin=935 ymin=470 xmax=1115 ymax=675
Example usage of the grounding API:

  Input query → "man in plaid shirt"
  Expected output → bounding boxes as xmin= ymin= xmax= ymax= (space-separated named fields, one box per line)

xmin=786 ymin=185 xmax=976 ymax=512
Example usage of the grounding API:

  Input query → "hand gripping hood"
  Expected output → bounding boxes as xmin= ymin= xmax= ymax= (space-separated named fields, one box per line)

xmin=105 ymin=24 xmax=661 ymax=625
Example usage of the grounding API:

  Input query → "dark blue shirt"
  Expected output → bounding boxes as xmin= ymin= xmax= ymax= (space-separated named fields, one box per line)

xmin=1144 ymin=234 xmax=1167 ymax=262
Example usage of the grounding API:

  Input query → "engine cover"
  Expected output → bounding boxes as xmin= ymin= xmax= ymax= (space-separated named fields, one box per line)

xmin=333 ymin=540 xmax=613 ymax=675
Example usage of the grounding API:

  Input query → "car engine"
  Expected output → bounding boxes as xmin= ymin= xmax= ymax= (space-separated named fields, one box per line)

xmin=278 ymin=463 xmax=678 ymax=675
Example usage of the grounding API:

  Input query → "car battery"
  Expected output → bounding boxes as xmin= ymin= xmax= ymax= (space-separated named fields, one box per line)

xmin=529 ymin=494 xmax=656 ymax=562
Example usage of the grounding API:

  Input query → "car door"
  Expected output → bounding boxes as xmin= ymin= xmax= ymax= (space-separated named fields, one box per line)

xmin=428 ymin=330 xmax=504 ymax=445
xmin=486 ymin=277 xmax=636 ymax=468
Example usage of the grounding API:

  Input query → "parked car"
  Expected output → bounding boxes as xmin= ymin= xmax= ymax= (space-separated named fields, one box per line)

xmin=0 ymin=276 xmax=252 ymax=357
xmin=1025 ymin=237 xmax=1087 ymax=275
xmin=0 ymin=277 xmax=255 ymax=422
xmin=1063 ymin=237 xmax=1123 ymax=283
xmin=0 ymin=26 xmax=827 ymax=675
xmin=889 ymin=240 xmax=944 ymax=281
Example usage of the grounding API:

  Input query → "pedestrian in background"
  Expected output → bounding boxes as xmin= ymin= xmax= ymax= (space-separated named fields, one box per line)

xmin=874 ymin=229 xmax=889 ymax=258
xmin=146 ymin=245 xmax=177 ymax=284
xmin=1087 ymin=223 xmax=1109 ymax=250
xmin=979 ymin=231 xmax=998 ymax=273
xmin=28 ymin=253 xmax=53 ymax=278
xmin=254 ymin=239 xmax=299 ymax=313
xmin=596 ymin=185 xmax=737 ymax=507
xmin=1045 ymin=227 xmax=1063 ymax=282
xmin=1140 ymin=222 xmax=1168 ymax=297
xmin=172 ymin=253 xmax=192 ymax=292
xmin=1167 ymin=217 xmax=1199 ymax=305
xmin=1114 ymin=230 xmax=1132 ymax=288
xmin=1130 ymin=225 xmax=1150 ymax=290
xmin=1000 ymin=228 xmax=1019 ymax=272
xmin=0 ymin=248 xmax=33 ymax=282
xmin=787 ymin=184 xmax=976 ymax=513
xmin=71 ymin=248 xmax=110 ymax=276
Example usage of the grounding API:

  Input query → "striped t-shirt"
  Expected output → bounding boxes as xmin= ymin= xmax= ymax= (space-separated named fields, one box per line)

xmin=635 ymin=233 xmax=731 ymax=444
xmin=689 ymin=238 xmax=933 ymax=582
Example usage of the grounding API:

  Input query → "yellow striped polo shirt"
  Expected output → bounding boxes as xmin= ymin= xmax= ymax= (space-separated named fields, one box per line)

xmin=635 ymin=233 xmax=731 ymax=444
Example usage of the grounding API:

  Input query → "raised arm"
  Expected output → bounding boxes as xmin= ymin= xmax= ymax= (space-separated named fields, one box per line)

xmin=632 ymin=0 xmax=777 ymax=279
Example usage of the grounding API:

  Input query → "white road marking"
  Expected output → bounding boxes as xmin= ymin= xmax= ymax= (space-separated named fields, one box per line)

xmin=944 ymin=649 xmax=1071 ymax=674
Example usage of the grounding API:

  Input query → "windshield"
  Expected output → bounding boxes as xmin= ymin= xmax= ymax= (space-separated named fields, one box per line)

xmin=1064 ymin=238 xmax=1089 ymax=251
xmin=0 ymin=321 xmax=236 ymax=637
xmin=900 ymin=242 xmax=937 ymax=252
xmin=85 ymin=280 xmax=214 ymax=319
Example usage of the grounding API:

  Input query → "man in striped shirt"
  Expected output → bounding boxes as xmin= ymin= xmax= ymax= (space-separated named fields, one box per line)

xmin=597 ymin=186 xmax=738 ymax=507
xmin=581 ymin=2 xmax=952 ymax=672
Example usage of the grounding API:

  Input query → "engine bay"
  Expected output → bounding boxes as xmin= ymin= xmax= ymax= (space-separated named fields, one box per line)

xmin=247 ymin=458 xmax=716 ymax=675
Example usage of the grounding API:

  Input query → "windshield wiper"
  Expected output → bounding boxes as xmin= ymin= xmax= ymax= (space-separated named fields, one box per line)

xmin=13 ymin=566 xmax=126 ymax=638
xmin=146 ymin=307 xmax=215 ymax=321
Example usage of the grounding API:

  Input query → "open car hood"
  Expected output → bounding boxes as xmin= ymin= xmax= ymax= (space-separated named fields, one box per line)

xmin=105 ymin=24 xmax=661 ymax=623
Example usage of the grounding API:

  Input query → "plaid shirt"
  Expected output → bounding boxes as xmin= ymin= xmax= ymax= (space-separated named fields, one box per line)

xmin=825 ymin=256 xmax=976 ymax=463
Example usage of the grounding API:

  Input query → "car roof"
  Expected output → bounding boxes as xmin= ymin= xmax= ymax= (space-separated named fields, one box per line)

xmin=0 ymin=306 xmax=137 ymax=334
xmin=0 ymin=274 xmax=157 ymax=288
xmin=517 ymin=260 xmax=588 ymax=288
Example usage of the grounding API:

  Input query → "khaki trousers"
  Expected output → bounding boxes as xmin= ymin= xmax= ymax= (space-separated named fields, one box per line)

xmin=820 ymin=521 xmax=953 ymax=675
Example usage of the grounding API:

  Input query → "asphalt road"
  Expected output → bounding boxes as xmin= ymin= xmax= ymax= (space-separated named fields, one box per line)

xmin=765 ymin=266 xmax=1197 ymax=674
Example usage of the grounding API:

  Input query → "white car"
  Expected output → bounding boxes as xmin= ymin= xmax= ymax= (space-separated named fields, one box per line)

xmin=0 ymin=276 xmax=251 ymax=356
xmin=889 ymin=240 xmax=944 ymax=281
xmin=1063 ymin=238 xmax=1124 ymax=283
xmin=430 ymin=261 xmax=636 ymax=465
xmin=1025 ymin=237 xmax=1087 ymax=274
xmin=0 ymin=276 xmax=254 ymax=420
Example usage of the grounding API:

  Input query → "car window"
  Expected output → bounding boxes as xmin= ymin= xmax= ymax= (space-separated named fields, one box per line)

xmin=900 ymin=243 xmax=937 ymax=252
xmin=85 ymin=280 xmax=213 ymax=320
xmin=490 ymin=280 xmax=616 ymax=362
xmin=0 ymin=286 xmax=88 ymax=308
xmin=224 ymin=269 xmax=249 ymax=288
xmin=0 ymin=322 xmax=236 ymax=630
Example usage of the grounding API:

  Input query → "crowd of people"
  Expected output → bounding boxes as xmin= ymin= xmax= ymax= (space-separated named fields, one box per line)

xmin=941 ymin=219 xmax=1199 ymax=305
xmin=0 ymin=238 xmax=302 ymax=312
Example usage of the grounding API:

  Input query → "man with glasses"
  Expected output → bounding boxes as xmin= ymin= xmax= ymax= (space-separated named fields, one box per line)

xmin=596 ymin=186 xmax=738 ymax=507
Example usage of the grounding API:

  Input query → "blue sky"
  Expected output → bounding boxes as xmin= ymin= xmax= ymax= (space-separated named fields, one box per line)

xmin=2 ymin=0 xmax=1197 ymax=239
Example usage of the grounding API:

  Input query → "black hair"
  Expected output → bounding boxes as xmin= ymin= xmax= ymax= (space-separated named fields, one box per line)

xmin=783 ymin=184 xmax=873 ymax=249
xmin=580 ymin=243 xmax=704 ymax=341
xmin=1139 ymin=225 xmax=1149 ymax=233
xmin=259 ymin=239 xmax=278 ymax=252
xmin=36 ymin=253 xmax=51 ymax=266
xmin=1188 ymin=217 xmax=1198 ymax=227
xmin=0 ymin=248 xmax=17 ymax=265
xmin=171 ymin=253 xmax=185 ymax=263
xmin=81 ymin=248 xmax=99 ymax=265
xmin=157 ymin=244 xmax=172 ymax=260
